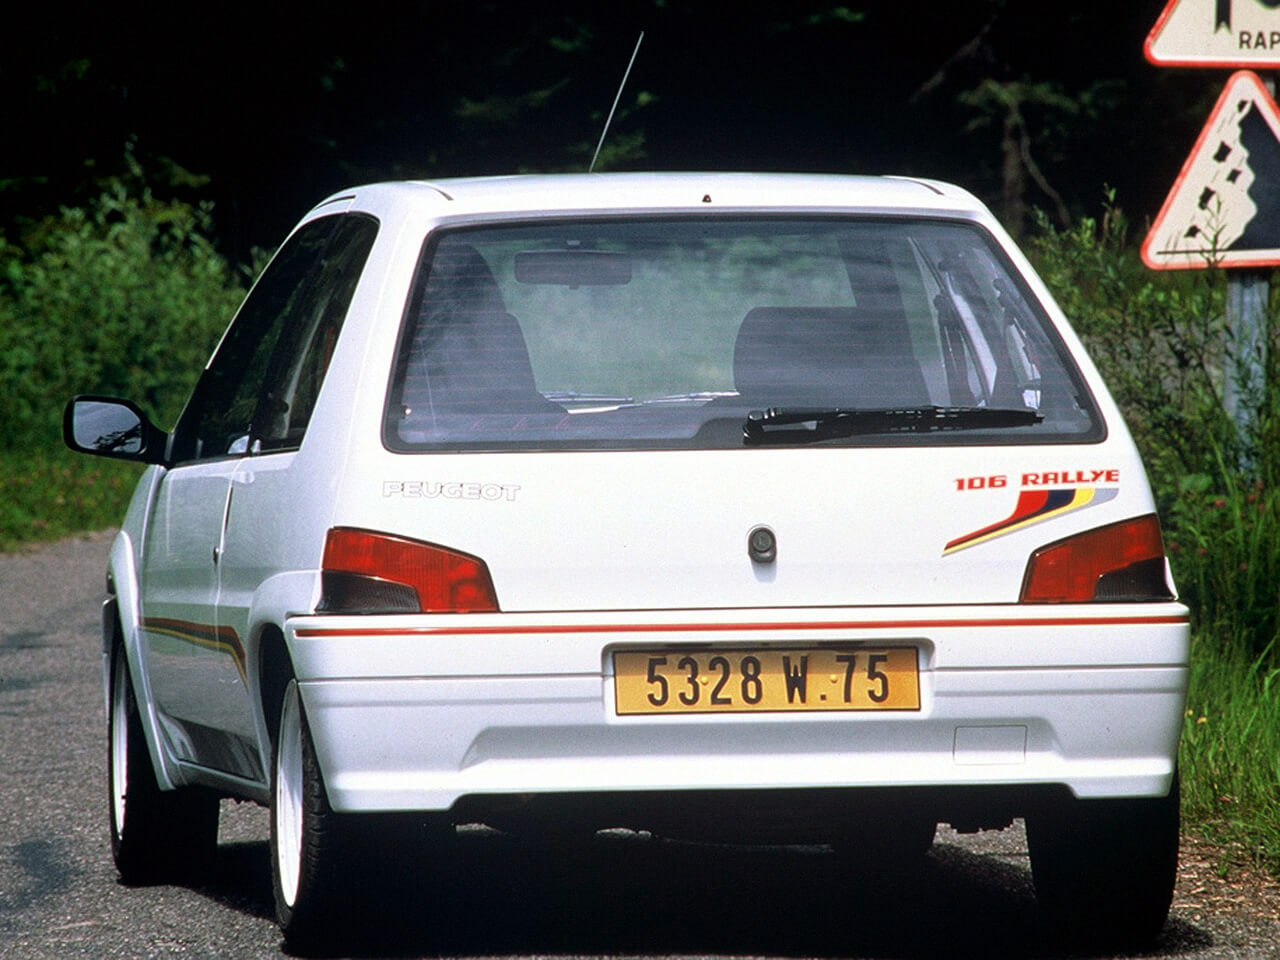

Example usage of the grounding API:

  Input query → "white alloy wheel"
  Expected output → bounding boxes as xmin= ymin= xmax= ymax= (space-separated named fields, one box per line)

xmin=109 ymin=645 xmax=130 ymax=839
xmin=270 ymin=673 xmax=354 ymax=947
xmin=274 ymin=679 xmax=305 ymax=908
xmin=107 ymin=641 xmax=218 ymax=882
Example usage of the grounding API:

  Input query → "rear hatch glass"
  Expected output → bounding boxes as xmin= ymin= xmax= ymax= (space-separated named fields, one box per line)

xmin=384 ymin=217 xmax=1101 ymax=451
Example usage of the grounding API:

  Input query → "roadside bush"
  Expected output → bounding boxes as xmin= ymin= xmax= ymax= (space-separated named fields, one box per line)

xmin=0 ymin=178 xmax=250 ymax=547
xmin=1165 ymin=470 xmax=1280 ymax=657
xmin=0 ymin=180 xmax=246 ymax=450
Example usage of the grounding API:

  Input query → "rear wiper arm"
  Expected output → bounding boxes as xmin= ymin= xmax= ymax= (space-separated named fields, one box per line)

xmin=743 ymin=405 xmax=1043 ymax=445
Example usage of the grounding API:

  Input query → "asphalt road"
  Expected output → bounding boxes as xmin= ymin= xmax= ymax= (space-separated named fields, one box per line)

xmin=2 ymin=530 xmax=1278 ymax=959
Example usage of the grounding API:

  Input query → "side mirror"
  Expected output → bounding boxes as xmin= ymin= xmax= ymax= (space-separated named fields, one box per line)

xmin=63 ymin=396 xmax=168 ymax=464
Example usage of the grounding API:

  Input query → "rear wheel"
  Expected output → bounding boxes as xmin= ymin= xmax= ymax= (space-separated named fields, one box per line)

xmin=108 ymin=642 xmax=219 ymax=883
xmin=1027 ymin=775 xmax=1179 ymax=950
xmin=835 ymin=815 xmax=936 ymax=880
xmin=270 ymin=678 xmax=350 ymax=948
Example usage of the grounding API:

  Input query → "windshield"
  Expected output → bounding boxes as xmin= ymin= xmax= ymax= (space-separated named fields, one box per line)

xmin=384 ymin=217 xmax=1101 ymax=450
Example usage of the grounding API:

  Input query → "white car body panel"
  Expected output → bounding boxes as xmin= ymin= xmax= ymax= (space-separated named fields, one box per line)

xmin=330 ymin=446 xmax=1154 ymax=610
xmin=287 ymin=605 xmax=1186 ymax=810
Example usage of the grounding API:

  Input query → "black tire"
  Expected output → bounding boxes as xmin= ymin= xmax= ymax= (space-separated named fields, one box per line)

xmin=270 ymin=677 xmax=351 ymax=948
xmin=835 ymin=816 xmax=936 ymax=879
xmin=108 ymin=642 xmax=219 ymax=884
xmin=1027 ymin=773 xmax=1180 ymax=950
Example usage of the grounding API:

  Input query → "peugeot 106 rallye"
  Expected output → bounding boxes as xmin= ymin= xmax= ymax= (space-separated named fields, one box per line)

xmin=65 ymin=173 xmax=1189 ymax=949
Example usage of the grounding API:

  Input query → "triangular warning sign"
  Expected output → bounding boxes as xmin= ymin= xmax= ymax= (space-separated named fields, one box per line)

xmin=1147 ymin=0 xmax=1280 ymax=68
xmin=1142 ymin=70 xmax=1280 ymax=270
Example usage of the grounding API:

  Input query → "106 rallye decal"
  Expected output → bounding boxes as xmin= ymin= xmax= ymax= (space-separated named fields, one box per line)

xmin=945 ymin=468 xmax=1121 ymax=555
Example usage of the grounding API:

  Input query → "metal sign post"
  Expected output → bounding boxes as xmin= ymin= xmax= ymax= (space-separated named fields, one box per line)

xmin=1229 ymin=71 xmax=1275 ymax=466
xmin=1225 ymin=269 xmax=1269 ymax=457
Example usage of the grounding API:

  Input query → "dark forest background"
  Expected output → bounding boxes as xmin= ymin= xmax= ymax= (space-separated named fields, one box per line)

xmin=4 ymin=1 xmax=1223 ymax=260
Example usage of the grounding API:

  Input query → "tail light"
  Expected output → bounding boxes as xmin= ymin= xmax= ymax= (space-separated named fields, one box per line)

xmin=1020 ymin=514 xmax=1174 ymax=603
xmin=318 ymin=527 xmax=499 ymax=614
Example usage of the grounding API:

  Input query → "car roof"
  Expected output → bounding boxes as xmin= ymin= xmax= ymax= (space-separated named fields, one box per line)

xmin=313 ymin=172 xmax=990 ymax=219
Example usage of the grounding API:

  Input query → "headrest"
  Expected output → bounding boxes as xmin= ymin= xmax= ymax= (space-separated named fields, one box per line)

xmin=732 ymin=306 xmax=927 ymax=406
xmin=419 ymin=243 xmax=507 ymax=318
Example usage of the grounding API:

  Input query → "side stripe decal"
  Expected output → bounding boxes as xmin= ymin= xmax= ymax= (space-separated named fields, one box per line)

xmin=944 ymin=487 xmax=1119 ymax=555
xmin=141 ymin=617 xmax=247 ymax=683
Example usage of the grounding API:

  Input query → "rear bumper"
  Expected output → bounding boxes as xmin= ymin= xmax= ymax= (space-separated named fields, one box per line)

xmin=285 ymin=604 xmax=1189 ymax=814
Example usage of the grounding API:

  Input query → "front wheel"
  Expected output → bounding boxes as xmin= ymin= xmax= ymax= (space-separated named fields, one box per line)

xmin=108 ymin=642 xmax=218 ymax=883
xmin=1026 ymin=774 xmax=1180 ymax=950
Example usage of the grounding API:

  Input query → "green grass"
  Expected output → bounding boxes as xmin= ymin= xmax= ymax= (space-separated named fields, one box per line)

xmin=1179 ymin=632 xmax=1280 ymax=876
xmin=0 ymin=445 xmax=141 ymax=551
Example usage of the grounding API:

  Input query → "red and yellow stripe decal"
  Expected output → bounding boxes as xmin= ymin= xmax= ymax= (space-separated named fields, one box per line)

xmin=944 ymin=487 xmax=1118 ymax=555
xmin=141 ymin=617 xmax=247 ymax=683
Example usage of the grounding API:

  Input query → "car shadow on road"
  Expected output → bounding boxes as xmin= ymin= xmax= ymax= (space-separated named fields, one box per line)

xmin=200 ymin=839 xmax=275 ymax=922
xmin=192 ymin=829 xmax=1213 ymax=959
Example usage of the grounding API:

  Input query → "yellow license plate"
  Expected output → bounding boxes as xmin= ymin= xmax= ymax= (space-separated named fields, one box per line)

xmin=613 ymin=647 xmax=920 ymax=715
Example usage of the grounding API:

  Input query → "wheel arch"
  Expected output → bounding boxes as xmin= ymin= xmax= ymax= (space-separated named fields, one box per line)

xmin=242 ymin=569 xmax=317 ymax=772
xmin=106 ymin=529 xmax=183 ymax=792
xmin=257 ymin=623 xmax=294 ymax=755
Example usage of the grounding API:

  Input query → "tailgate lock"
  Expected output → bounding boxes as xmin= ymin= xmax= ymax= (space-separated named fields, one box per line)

xmin=748 ymin=525 xmax=777 ymax=564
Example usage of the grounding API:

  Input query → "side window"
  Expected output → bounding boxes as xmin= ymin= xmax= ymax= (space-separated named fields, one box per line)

xmin=255 ymin=215 xmax=378 ymax=451
xmin=170 ymin=214 xmax=377 ymax=462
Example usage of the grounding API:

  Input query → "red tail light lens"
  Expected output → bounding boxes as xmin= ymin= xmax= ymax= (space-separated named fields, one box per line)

xmin=319 ymin=527 xmax=498 ymax=613
xmin=1020 ymin=514 xmax=1174 ymax=603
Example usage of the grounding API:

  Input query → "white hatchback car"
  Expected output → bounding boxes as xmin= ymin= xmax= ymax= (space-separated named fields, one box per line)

xmin=66 ymin=173 xmax=1188 ymax=949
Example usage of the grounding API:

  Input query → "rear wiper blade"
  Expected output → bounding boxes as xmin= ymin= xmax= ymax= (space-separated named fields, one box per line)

xmin=742 ymin=405 xmax=1043 ymax=445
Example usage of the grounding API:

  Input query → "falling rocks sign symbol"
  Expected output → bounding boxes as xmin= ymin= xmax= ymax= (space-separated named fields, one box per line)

xmin=1142 ymin=71 xmax=1280 ymax=269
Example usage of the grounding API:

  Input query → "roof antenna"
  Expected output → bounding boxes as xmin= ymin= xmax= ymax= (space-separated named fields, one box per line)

xmin=589 ymin=31 xmax=644 ymax=173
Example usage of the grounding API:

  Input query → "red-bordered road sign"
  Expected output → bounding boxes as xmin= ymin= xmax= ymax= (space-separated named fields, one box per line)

xmin=1143 ymin=70 xmax=1280 ymax=269
xmin=1147 ymin=0 xmax=1280 ymax=68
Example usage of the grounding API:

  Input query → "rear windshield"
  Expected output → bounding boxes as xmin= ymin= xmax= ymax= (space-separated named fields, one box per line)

xmin=384 ymin=217 xmax=1101 ymax=450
